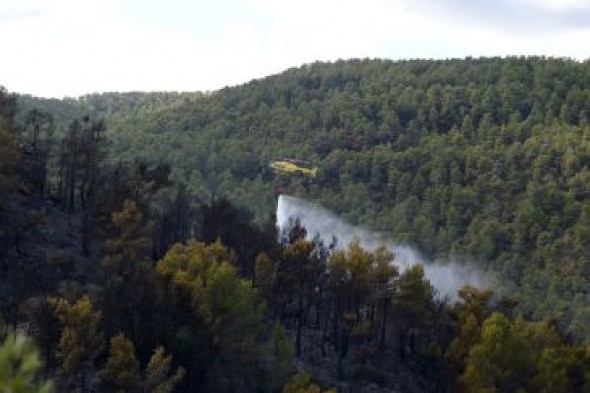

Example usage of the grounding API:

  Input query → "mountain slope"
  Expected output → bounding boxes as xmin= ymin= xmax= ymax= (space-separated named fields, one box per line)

xmin=19 ymin=56 xmax=590 ymax=340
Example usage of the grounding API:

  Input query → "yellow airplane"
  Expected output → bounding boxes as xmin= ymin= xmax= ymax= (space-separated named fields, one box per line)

xmin=269 ymin=158 xmax=318 ymax=177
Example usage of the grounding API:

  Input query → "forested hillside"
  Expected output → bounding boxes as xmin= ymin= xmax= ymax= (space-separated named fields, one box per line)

xmin=19 ymin=56 xmax=590 ymax=341
xmin=3 ymin=56 xmax=590 ymax=392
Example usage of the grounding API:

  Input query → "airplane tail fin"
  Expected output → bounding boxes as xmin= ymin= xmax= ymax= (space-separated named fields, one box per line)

xmin=311 ymin=168 xmax=318 ymax=177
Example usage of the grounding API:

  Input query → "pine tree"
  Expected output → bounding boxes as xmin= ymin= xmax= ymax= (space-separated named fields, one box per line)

xmin=18 ymin=109 xmax=55 ymax=196
xmin=144 ymin=346 xmax=185 ymax=393
xmin=259 ymin=322 xmax=294 ymax=392
xmin=51 ymin=295 xmax=102 ymax=392
xmin=460 ymin=313 xmax=533 ymax=392
xmin=392 ymin=264 xmax=437 ymax=360
xmin=157 ymin=239 xmax=264 ymax=390
xmin=101 ymin=199 xmax=156 ymax=348
xmin=102 ymin=333 xmax=140 ymax=393
xmin=0 ymin=333 xmax=53 ymax=393
xmin=0 ymin=119 xmax=19 ymax=210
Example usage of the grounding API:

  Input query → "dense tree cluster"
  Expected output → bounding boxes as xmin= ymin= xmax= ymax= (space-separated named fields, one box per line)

xmin=3 ymin=56 xmax=590 ymax=391
xmin=21 ymin=56 xmax=588 ymax=341
xmin=1 ymin=86 xmax=300 ymax=392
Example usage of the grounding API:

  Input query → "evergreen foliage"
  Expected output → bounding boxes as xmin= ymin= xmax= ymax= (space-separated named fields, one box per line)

xmin=19 ymin=57 xmax=589 ymax=340
xmin=2 ymin=56 xmax=590 ymax=392
xmin=0 ymin=333 xmax=53 ymax=393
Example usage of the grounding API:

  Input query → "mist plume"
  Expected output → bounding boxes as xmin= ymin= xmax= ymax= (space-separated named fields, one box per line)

xmin=277 ymin=194 xmax=487 ymax=300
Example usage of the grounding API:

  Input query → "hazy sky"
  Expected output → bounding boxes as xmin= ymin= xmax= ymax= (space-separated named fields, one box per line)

xmin=1 ymin=0 xmax=589 ymax=97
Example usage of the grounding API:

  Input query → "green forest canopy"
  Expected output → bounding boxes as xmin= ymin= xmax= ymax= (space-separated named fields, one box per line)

xmin=17 ymin=56 xmax=590 ymax=341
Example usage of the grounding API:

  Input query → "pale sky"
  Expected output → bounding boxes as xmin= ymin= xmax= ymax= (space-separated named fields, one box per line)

xmin=1 ymin=0 xmax=589 ymax=98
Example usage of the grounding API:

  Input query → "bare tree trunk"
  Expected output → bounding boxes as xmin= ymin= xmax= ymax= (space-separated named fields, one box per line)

xmin=380 ymin=299 xmax=388 ymax=348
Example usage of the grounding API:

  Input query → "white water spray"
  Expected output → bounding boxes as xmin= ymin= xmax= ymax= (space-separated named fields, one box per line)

xmin=277 ymin=194 xmax=487 ymax=300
